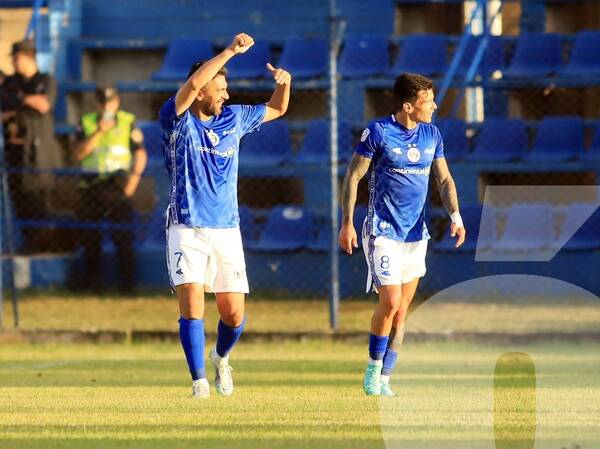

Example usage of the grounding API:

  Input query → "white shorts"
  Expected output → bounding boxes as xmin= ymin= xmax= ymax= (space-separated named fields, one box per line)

xmin=362 ymin=230 xmax=428 ymax=293
xmin=166 ymin=220 xmax=249 ymax=293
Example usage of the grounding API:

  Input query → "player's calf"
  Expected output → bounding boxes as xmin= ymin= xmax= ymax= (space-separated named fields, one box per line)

xmin=210 ymin=316 xmax=246 ymax=396
xmin=364 ymin=333 xmax=388 ymax=395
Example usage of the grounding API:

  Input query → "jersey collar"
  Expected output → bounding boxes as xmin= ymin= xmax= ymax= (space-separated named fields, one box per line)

xmin=391 ymin=114 xmax=419 ymax=136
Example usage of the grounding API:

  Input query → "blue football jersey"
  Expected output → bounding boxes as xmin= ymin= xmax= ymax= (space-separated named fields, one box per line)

xmin=159 ymin=97 xmax=266 ymax=228
xmin=355 ymin=114 xmax=444 ymax=242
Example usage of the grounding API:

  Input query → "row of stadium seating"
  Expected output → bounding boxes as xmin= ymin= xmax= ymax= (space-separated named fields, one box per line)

xmin=437 ymin=116 xmax=600 ymax=162
xmin=137 ymin=116 xmax=600 ymax=168
xmin=150 ymin=32 xmax=600 ymax=81
xmin=133 ymin=203 xmax=600 ymax=253
xmin=138 ymin=119 xmax=353 ymax=168
xmin=152 ymin=38 xmax=326 ymax=81
xmin=436 ymin=203 xmax=600 ymax=253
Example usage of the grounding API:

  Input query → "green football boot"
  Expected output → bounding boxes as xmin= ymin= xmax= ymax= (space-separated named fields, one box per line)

xmin=380 ymin=381 xmax=397 ymax=397
xmin=363 ymin=363 xmax=382 ymax=396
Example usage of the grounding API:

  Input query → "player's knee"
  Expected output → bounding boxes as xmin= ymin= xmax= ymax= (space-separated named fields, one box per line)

xmin=395 ymin=307 xmax=408 ymax=323
xmin=381 ymin=297 xmax=402 ymax=316
xmin=221 ymin=310 xmax=244 ymax=327
xmin=177 ymin=284 xmax=204 ymax=319
xmin=179 ymin=302 xmax=204 ymax=320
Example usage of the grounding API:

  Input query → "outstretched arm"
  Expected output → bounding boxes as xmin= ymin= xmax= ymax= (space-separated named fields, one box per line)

xmin=338 ymin=153 xmax=372 ymax=254
xmin=263 ymin=63 xmax=292 ymax=122
xmin=174 ymin=33 xmax=255 ymax=116
xmin=432 ymin=157 xmax=465 ymax=247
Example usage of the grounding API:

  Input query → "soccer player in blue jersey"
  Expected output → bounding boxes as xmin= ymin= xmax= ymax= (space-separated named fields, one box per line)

xmin=338 ymin=73 xmax=466 ymax=396
xmin=159 ymin=33 xmax=291 ymax=398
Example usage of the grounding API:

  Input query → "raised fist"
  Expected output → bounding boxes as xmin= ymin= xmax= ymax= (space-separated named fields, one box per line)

xmin=229 ymin=33 xmax=255 ymax=55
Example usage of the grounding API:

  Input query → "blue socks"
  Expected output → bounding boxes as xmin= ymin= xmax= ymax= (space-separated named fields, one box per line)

xmin=370 ymin=333 xmax=399 ymax=375
xmin=179 ymin=317 xmax=206 ymax=380
xmin=382 ymin=349 xmax=398 ymax=376
xmin=179 ymin=316 xmax=246 ymax=380
xmin=216 ymin=317 xmax=246 ymax=358
xmin=369 ymin=334 xmax=389 ymax=361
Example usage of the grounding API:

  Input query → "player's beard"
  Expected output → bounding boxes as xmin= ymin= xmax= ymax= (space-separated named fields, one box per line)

xmin=213 ymin=102 xmax=224 ymax=115
xmin=419 ymin=113 xmax=433 ymax=124
xmin=199 ymin=100 xmax=223 ymax=117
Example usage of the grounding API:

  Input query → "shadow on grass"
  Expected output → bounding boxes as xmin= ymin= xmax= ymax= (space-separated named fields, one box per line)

xmin=0 ymin=436 xmax=385 ymax=449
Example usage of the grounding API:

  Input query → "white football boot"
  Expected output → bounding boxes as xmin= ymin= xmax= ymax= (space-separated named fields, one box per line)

xmin=209 ymin=348 xmax=234 ymax=396
xmin=191 ymin=378 xmax=210 ymax=399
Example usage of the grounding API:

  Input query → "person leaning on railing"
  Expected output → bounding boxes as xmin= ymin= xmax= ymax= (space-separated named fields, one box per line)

xmin=72 ymin=85 xmax=147 ymax=294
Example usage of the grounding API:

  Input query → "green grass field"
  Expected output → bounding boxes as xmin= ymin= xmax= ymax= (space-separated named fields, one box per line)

xmin=4 ymin=293 xmax=600 ymax=333
xmin=1 ymin=340 xmax=599 ymax=449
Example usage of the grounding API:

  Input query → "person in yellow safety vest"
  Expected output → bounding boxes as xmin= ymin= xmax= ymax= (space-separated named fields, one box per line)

xmin=73 ymin=85 xmax=147 ymax=294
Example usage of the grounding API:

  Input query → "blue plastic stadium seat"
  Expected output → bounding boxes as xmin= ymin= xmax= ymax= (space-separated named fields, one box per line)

xmin=466 ymin=118 xmax=527 ymax=162
xmin=527 ymin=116 xmax=584 ymax=162
xmin=435 ymin=119 xmax=468 ymax=161
xmin=307 ymin=206 xmax=367 ymax=252
xmin=561 ymin=31 xmax=600 ymax=77
xmin=491 ymin=203 xmax=555 ymax=252
xmin=561 ymin=204 xmax=600 ymax=251
xmin=278 ymin=37 xmax=327 ymax=79
xmin=455 ymin=35 xmax=505 ymax=77
xmin=239 ymin=120 xmax=292 ymax=167
xmin=152 ymin=38 xmax=213 ymax=81
xmin=504 ymin=33 xmax=563 ymax=78
xmin=137 ymin=121 xmax=163 ymax=167
xmin=389 ymin=34 xmax=447 ymax=77
xmin=294 ymin=119 xmax=352 ymax=165
xmin=251 ymin=206 xmax=315 ymax=251
xmin=582 ymin=122 xmax=600 ymax=161
xmin=339 ymin=35 xmax=389 ymax=78
xmin=306 ymin=219 xmax=333 ymax=253
xmin=226 ymin=41 xmax=270 ymax=79
xmin=238 ymin=205 xmax=260 ymax=245
xmin=432 ymin=205 xmax=493 ymax=252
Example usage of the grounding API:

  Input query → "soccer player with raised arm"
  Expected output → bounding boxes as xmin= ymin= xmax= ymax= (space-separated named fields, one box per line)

xmin=159 ymin=33 xmax=291 ymax=399
xmin=338 ymin=73 xmax=466 ymax=396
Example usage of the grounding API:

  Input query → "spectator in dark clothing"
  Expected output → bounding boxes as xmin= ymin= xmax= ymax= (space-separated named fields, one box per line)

xmin=0 ymin=40 xmax=63 ymax=253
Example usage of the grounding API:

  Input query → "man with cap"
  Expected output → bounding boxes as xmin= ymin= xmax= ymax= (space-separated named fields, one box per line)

xmin=0 ymin=39 xmax=63 ymax=252
xmin=73 ymin=85 xmax=147 ymax=293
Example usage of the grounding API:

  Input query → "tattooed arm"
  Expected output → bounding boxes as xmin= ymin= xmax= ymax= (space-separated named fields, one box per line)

xmin=338 ymin=153 xmax=372 ymax=254
xmin=432 ymin=157 xmax=466 ymax=247
xmin=433 ymin=157 xmax=459 ymax=214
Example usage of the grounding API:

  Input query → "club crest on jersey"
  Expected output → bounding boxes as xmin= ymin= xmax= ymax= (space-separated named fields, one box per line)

xmin=407 ymin=144 xmax=420 ymax=162
xmin=360 ymin=128 xmax=370 ymax=142
xmin=206 ymin=129 xmax=220 ymax=147
xmin=377 ymin=220 xmax=391 ymax=232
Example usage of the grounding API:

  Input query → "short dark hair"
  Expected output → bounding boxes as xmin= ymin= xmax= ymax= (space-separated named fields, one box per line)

xmin=393 ymin=72 xmax=434 ymax=106
xmin=11 ymin=39 xmax=36 ymax=57
xmin=186 ymin=61 xmax=228 ymax=81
